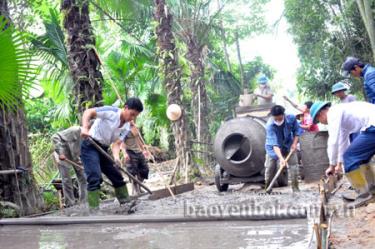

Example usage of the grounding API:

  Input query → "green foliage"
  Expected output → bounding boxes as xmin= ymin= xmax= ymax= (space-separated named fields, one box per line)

xmin=217 ymin=0 xmax=270 ymax=43
xmin=102 ymin=38 xmax=157 ymax=104
xmin=29 ymin=133 xmax=58 ymax=187
xmin=207 ymin=57 xmax=274 ymax=134
xmin=243 ymin=56 xmax=275 ymax=91
xmin=94 ymin=0 xmax=152 ymax=22
xmin=0 ymin=206 xmax=18 ymax=218
xmin=141 ymin=93 xmax=170 ymax=145
xmin=42 ymin=191 xmax=59 ymax=210
xmin=208 ymin=71 xmax=240 ymax=133
xmin=25 ymin=97 xmax=55 ymax=133
xmin=284 ymin=0 xmax=369 ymax=99
xmin=28 ymin=8 xmax=76 ymax=128
xmin=0 ymin=16 xmax=36 ymax=108
xmin=21 ymin=0 xmax=272 ymax=155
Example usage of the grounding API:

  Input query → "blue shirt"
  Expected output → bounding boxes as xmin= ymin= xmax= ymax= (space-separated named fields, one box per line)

xmin=265 ymin=114 xmax=301 ymax=159
xmin=361 ymin=64 xmax=375 ymax=104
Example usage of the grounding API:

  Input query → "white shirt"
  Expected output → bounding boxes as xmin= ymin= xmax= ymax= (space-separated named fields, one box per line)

xmin=327 ymin=102 xmax=375 ymax=165
xmin=89 ymin=106 xmax=131 ymax=146
xmin=254 ymin=85 xmax=273 ymax=105
xmin=341 ymin=94 xmax=356 ymax=103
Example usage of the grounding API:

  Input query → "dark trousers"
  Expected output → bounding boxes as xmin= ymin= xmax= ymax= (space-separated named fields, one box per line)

xmin=80 ymin=139 xmax=125 ymax=191
xmin=126 ymin=150 xmax=149 ymax=180
xmin=344 ymin=126 xmax=375 ymax=173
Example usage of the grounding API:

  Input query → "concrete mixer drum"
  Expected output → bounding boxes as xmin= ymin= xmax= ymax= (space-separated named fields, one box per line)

xmin=213 ymin=104 xmax=274 ymax=192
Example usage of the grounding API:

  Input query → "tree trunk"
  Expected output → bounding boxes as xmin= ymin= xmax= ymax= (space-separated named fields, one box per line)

xmin=0 ymin=0 xmax=43 ymax=216
xmin=356 ymin=0 xmax=375 ymax=62
xmin=185 ymin=36 xmax=211 ymax=169
xmin=61 ymin=0 xmax=103 ymax=116
xmin=154 ymin=0 xmax=195 ymax=179
xmin=235 ymin=31 xmax=245 ymax=89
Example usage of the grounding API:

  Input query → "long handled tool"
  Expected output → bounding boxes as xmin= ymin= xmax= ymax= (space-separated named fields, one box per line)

xmin=87 ymin=137 xmax=152 ymax=194
xmin=63 ymin=158 xmax=84 ymax=170
xmin=265 ymin=151 xmax=294 ymax=194
xmin=134 ymin=127 xmax=176 ymax=200
xmin=63 ymin=158 xmax=113 ymax=187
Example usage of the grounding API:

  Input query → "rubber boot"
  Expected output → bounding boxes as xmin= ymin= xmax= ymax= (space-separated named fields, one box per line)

xmin=342 ymin=164 xmax=373 ymax=202
xmin=115 ymin=185 xmax=130 ymax=205
xmin=362 ymin=163 xmax=375 ymax=193
xmin=87 ymin=190 xmax=100 ymax=209
xmin=289 ymin=165 xmax=300 ymax=192
xmin=346 ymin=167 xmax=373 ymax=209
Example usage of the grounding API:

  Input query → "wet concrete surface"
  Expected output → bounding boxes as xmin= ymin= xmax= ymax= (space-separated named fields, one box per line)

xmin=76 ymin=183 xmax=320 ymax=219
xmin=0 ymin=219 xmax=309 ymax=249
xmin=0 ymin=183 xmax=320 ymax=248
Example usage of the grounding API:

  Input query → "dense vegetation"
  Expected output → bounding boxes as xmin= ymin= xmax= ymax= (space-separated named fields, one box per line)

xmin=1 ymin=0 xmax=374 ymax=215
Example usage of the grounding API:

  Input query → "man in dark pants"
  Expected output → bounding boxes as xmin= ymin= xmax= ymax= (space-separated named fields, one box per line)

xmin=80 ymin=97 xmax=143 ymax=210
xmin=113 ymin=121 xmax=150 ymax=195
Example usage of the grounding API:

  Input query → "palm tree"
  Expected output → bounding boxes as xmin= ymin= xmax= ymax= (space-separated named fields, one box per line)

xmin=154 ymin=0 xmax=194 ymax=180
xmin=0 ymin=1 xmax=43 ymax=216
xmin=61 ymin=0 xmax=104 ymax=116
xmin=170 ymin=0 xmax=215 ymax=166
xmin=31 ymin=8 xmax=76 ymax=125
xmin=90 ymin=0 xmax=196 ymax=177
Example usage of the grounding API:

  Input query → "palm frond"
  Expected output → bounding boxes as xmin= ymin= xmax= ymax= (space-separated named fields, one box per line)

xmin=93 ymin=0 xmax=152 ymax=21
xmin=0 ymin=16 xmax=37 ymax=109
xmin=30 ymin=8 xmax=73 ymax=101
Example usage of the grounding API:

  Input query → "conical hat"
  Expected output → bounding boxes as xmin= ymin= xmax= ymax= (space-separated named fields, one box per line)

xmin=166 ymin=104 xmax=182 ymax=121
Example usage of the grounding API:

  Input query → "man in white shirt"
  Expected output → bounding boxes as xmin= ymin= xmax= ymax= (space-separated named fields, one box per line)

xmin=254 ymin=75 xmax=274 ymax=105
xmin=80 ymin=97 xmax=143 ymax=210
xmin=310 ymin=101 xmax=375 ymax=208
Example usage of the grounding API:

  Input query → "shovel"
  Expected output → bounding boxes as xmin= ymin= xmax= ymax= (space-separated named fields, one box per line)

xmin=265 ymin=151 xmax=294 ymax=194
xmin=87 ymin=137 xmax=153 ymax=194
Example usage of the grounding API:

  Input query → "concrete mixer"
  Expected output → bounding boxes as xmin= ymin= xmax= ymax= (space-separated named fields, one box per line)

xmin=213 ymin=104 xmax=287 ymax=191
xmin=213 ymin=103 xmax=332 ymax=192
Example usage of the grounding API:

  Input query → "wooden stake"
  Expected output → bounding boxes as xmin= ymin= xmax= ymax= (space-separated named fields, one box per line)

xmin=314 ymin=223 xmax=322 ymax=249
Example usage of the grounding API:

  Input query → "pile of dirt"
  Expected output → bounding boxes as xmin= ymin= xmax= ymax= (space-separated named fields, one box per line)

xmin=330 ymin=183 xmax=375 ymax=249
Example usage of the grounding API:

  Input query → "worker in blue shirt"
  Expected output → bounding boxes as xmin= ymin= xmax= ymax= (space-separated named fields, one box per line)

xmin=341 ymin=56 xmax=375 ymax=103
xmin=265 ymin=105 xmax=301 ymax=192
